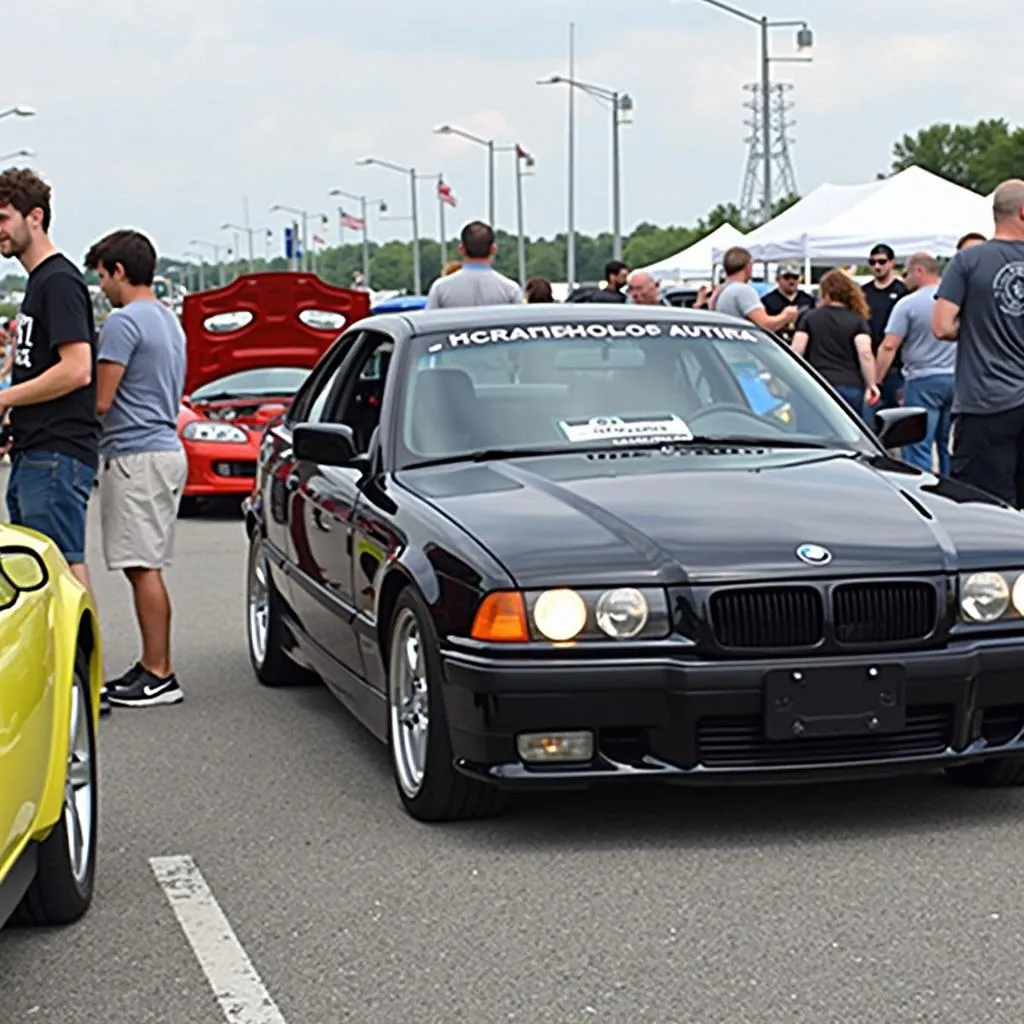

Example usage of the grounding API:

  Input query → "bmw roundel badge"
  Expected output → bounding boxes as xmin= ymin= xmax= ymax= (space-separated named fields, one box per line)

xmin=796 ymin=543 xmax=832 ymax=566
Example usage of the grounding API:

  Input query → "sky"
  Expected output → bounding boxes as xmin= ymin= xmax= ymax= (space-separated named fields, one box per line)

xmin=2 ymin=0 xmax=1019 ymax=275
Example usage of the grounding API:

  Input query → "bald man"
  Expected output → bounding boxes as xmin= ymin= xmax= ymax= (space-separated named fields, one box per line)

xmin=626 ymin=270 xmax=667 ymax=305
xmin=933 ymin=179 xmax=1024 ymax=504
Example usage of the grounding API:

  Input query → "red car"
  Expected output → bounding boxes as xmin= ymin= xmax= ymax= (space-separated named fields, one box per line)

xmin=177 ymin=273 xmax=371 ymax=515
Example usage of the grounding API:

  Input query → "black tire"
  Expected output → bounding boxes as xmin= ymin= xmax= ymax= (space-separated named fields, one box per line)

xmin=245 ymin=532 xmax=318 ymax=688
xmin=945 ymin=758 xmax=1024 ymax=788
xmin=386 ymin=587 xmax=506 ymax=823
xmin=16 ymin=647 xmax=98 ymax=926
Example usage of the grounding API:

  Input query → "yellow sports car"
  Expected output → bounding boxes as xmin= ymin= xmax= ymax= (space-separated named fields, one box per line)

xmin=0 ymin=523 xmax=102 ymax=928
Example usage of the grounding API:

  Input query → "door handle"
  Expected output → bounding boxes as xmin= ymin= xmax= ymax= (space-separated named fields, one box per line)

xmin=285 ymin=472 xmax=300 ymax=492
xmin=312 ymin=507 xmax=331 ymax=532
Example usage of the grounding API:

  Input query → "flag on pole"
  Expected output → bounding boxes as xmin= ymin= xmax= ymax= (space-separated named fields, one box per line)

xmin=312 ymin=234 xmax=326 ymax=247
xmin=340 ymin=209 xmax=365 ymax=231
xmin=438 ymin=180 xmax=457 ymax=208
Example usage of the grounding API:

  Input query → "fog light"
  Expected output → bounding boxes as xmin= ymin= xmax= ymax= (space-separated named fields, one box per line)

xmin=517 ymin=731 xmax=594 ymax=763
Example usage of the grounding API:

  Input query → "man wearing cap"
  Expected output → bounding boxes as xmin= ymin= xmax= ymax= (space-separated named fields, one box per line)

xmin=761 ymin=264 xmax=815 ymax=342
xmin=862 ymin=243 xmax=909 ymax=409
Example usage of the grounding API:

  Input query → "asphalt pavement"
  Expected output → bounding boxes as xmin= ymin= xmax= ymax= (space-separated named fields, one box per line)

xmin=2 ymin=468 xmax=1024 ymax=1023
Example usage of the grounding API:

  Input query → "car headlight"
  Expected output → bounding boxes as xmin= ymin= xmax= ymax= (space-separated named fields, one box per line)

xmin=595 ymin=587 xmax=649 ymax=638
xmin=961 ymin=571 xmax=1010 ymax=622
xmin=533 ymin=588 xmax=589 ymax=642
xmin=182 ymin=421 xmax=249 ymax=443
xmin=469 ymin=587 xmax=673 ymax=644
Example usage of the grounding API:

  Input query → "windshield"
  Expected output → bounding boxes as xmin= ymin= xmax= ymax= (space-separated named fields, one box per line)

xmin=398 ymin=319 xmax=874 ymax=466
xmin=190 ymin=367 xmax=311 ymax=400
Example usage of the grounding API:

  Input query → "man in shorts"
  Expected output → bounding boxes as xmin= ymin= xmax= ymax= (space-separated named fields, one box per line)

xmin=85 ymin=229 xmax=187 ymax=707
xmin=0 ymin=168 xmax=100 ymax=593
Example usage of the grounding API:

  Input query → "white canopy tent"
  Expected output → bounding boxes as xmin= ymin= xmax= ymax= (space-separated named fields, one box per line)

xmin=715 ymin=167 xmax=992 ymax=264
xmin=639 ymin=222 xmax=745 ymax=280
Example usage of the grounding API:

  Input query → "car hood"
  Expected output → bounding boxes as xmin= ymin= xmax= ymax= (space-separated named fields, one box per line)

xmin=181 ymin=272 xmax=371 ymax=395
xmin=398 ymin=448 xmax=1024 ymax=587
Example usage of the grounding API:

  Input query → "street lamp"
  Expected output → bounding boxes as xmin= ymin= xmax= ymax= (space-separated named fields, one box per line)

xmin=221 ymin=222 xmax=269 ymax=272
xmin=494 ymin=145 xmax=535 ymax=287
xmin=537 ymin=73 xmax=634 ymax=263
xmin=686 ymin=0 xmax=812 ymax=222
xmin=357 ymin=156 xmax=422 ymax=295
xmin=0 ymin=148 xmax=34 ymax=163
xmin=0 ymin=106 xmax=36 ymax=121
xmin=269 ymin=204 xmax=315 ymax=271
xmin=189 ymin=238 xmax=230 ymax=287
xmin=329 ymin=188 xmax=377 ymax=287
xmin=434 ymin=124 xmax=495 ymax=227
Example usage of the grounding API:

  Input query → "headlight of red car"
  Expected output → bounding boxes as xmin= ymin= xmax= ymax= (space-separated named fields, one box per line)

xmin=182 ymin=421 xmax=249 ymax=443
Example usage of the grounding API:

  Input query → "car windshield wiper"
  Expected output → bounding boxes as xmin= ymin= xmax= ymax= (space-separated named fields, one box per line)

xmin=403 ymin=436 xmax=836 ymax=470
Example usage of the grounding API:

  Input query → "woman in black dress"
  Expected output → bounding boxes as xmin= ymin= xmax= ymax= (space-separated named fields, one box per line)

xmin=791 ymin=270 xmax=880 ymax=420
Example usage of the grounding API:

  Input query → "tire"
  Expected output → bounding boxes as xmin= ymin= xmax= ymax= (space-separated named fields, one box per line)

xmin=245 ymin=532 xmax=318 ymax=687
xmin=16 ymin=647 xmax=98 ymax=926
xmin=945 ymin=758 xmax=1024 ymax=788
xmin=386 ymin=587 xmax=506 ymax=823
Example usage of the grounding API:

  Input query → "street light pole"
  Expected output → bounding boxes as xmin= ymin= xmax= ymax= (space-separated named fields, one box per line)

xmin=189 ymin=239 xmax=228 ymax=286
xmin=434 ymin=124 xmax=497 ymax=226
xmin=329 ymin=189 xmax=374 ymax=287
xmin=496 ymin=144 xmax=535 ymax=287
xmin=689 ymin=0 xmax=813 ymax=223
xmin=538 ymin=59 xmax=633 ymax=267
xmin=0 ymin=105 xmax=36 ymax=121
xmin=357 ymin=157 xmax=422 ymax=294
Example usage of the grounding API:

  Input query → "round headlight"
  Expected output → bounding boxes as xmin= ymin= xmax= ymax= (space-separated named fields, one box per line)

xmin=533 ymin=589 xmax=588 ymax=642
xmin=962 ymin=572 xmax=1010 ymax=622
xmin=1012 ymin=573 xmax=1024 ymax=616
xmin=596 ymin=587 xmax=649 ymax=639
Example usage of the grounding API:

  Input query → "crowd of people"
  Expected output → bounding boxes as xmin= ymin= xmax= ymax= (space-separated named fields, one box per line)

xmin=420 ymin=187 xmax=1024 ymax=508
xmin=3 ymin=170 xmax=1024 ymax=721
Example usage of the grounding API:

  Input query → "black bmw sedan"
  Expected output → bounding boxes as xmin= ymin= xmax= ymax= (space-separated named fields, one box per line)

xmin=243 ymin=303 xmax=1024 ymax=822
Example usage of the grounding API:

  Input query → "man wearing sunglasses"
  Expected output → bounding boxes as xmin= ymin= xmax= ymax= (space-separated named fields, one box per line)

xmin=862 ymin=243 xmax=908 ymax=410
xmin=761 ymin=263 xmax=815 ymax=342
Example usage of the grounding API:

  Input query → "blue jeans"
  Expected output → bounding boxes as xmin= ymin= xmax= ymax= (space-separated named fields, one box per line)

xmin=6 ymin=451 xmax=96 ymax=564
xmin=878 ymin=368 xmax=904 ymax=412
xmin=902 ymin=375 xmax=954 ymax=475
xmin=834 ymin=384 xmax=867 ymax=423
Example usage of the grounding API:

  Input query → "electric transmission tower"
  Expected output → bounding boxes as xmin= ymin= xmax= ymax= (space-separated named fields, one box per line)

xmin=739 ymin=81 xmax=798 ymax=224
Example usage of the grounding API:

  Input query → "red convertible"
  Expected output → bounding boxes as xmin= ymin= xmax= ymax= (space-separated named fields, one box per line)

xmin=177 ymin=273 xmax=371 ymax=514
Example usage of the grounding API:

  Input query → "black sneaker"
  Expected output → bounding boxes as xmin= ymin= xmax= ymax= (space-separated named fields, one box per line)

xmin=99 ymin=686 xmax=112 ymax=716
xmin=107 ymin=667 xmax=184 ymax=708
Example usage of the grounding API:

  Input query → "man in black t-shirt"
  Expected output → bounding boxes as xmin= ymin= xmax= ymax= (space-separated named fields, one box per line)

xmin=861 ymin=243 xmax=909 ymax=410
xmin=761 ymin=263 xmax=815 ymax=341
xmin=565 ymin=259 xmax=629 ymax=303
xmin=0 ymin=167 xmax=100 ymax=594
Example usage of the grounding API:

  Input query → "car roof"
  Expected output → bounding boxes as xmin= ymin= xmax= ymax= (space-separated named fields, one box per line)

xmin=360 ymin=303 xmax=758 ymax=337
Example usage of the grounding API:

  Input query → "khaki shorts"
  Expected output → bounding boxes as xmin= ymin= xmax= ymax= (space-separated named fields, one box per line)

xmin=99 ymin=449 xmax=188 ymax=571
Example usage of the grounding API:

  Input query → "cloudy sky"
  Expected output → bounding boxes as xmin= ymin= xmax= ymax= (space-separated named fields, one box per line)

xmin=2 ymin=0 xmax=1016 ymax=274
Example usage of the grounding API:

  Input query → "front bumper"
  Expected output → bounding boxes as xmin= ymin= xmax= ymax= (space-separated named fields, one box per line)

xmin=182 ymin=439 xmax=258 ymax=497
xmin=441 ymin=636 xmax=1024 ymax=788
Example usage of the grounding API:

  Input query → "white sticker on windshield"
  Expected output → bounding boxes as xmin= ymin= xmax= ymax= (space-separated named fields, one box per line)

xmin=557 ymin=413 xmax=694 ymax=445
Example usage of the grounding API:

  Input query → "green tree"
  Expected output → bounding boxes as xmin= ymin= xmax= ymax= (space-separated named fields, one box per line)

xmin=890 ymin=118 xmax=1020 ymax=193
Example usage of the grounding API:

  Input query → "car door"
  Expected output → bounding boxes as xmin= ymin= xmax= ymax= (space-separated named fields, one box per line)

xmin=0 ymin=573 xmax=53 ymax=874
xmin=290 ymin=330 xmax=396 ymax=680
xmin=261 ymin=335 xmax=361 ymax=630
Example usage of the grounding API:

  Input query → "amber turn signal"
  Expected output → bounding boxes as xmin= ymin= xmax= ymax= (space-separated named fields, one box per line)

xmin=470 ymin=591 xmax=529 ymax=642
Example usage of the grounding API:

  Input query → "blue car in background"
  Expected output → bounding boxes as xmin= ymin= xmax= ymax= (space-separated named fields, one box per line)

xmin=371 ymin=295 xmax=428 ymax=314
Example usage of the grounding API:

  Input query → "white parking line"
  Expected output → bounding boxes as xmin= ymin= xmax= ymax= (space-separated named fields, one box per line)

xmin=150 ymin=855 xmax=288 ymax=1024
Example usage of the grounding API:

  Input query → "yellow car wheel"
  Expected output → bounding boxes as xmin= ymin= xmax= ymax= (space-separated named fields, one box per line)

xmin=16 ymin=646 xmax=98 ymax=926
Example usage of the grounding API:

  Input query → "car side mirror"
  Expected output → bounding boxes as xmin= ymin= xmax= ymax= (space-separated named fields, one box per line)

xmin=293 ymin=423 xmax=359 ymax=467
xmin=874 ymin=407 xmax=928 ymax=449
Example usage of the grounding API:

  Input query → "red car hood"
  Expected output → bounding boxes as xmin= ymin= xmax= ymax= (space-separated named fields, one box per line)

xmin=181 ymin=272 xmax=371 ymax=395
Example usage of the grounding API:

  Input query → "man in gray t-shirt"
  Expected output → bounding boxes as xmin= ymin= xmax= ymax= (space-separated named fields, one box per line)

xmin=426 ymin=220 xmax=522 ymax=308
xmin=933 ymin=178 xmax=1024 ymax=505
xmin=85 ymin=229 xmax=188 ymax=709
xmin=876 ymin=253 xmax=955 ymax=474
xmin=712 ymin=246 xmax=800 ymax=336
